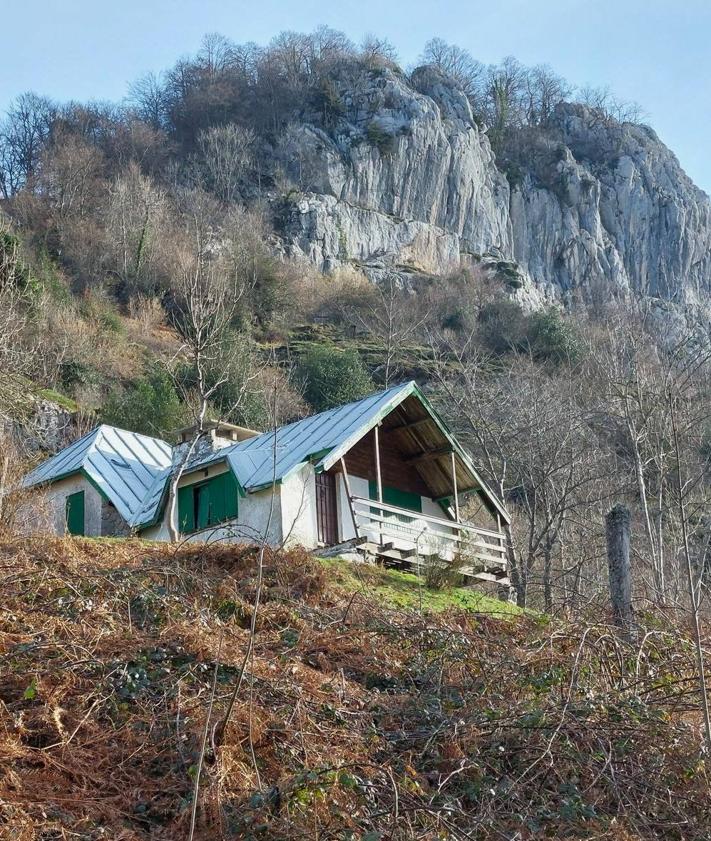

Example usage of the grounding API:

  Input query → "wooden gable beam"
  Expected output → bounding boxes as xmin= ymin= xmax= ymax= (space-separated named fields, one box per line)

xmin=387 ymin=417 xmax=433 ymax=433
xmin=406 ymin=446 xmax=453 ymax=465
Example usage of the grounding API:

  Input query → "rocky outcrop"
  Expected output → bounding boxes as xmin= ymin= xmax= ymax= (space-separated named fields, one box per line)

xmin=276 ymin=66 xmax=511 ymax=279
xmin=274 ymin=66 xmax=711 ymax=311
xmin=509 ymin=104 xmax=711 ymax=307
xmin=281 ymin=193 xmax=461 ymax=276
xmin=2 ymin=395 xmax=77 ymax=455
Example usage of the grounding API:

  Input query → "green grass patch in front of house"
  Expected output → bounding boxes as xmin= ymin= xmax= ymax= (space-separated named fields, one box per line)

xmin=319 ymin=556 xmax=523 ymax=617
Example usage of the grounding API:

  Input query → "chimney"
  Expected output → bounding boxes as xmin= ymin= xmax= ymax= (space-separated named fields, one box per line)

xmin=173 ymin=420 xmax=261 ymax=463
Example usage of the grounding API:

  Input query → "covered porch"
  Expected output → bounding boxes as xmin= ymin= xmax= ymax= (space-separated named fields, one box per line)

xmin=316 ymin=389 xmax=510 ymax=585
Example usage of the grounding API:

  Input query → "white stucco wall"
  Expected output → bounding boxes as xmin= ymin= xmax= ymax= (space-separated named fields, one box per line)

xmin=44 ymin=474 xmax=103 ymax=536
xmin=142 ymin=461 xmax=284 ymax=546
xmin=281 ymin=463 xmax=318 ymax=549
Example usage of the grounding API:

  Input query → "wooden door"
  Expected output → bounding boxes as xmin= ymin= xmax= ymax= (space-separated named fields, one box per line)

xmin=315 ymin=472 xmax=338 ymax=545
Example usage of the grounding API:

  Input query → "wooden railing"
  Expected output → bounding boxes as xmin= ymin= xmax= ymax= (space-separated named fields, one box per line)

xmin=351 ymin=496 xmax=507 ymax=574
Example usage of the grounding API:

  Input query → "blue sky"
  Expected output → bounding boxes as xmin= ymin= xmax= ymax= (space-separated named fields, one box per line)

xmin=3 ymin=0 xmax=710 ymax=192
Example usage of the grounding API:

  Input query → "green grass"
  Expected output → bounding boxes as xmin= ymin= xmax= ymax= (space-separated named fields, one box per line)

xmin=320 ymin=557 xmax=523 ymax=617
xmin=36 ymin=387 xmax=78 ymax=412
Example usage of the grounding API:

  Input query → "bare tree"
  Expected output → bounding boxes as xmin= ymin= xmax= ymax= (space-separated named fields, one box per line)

xmin=666 ymin=337 xmax=711 ymax=751
xmin=360 ymin=34 xmax=399 ymax=69
xmin=197 ymin=123 xmax=255 ymax=203
xmin=522 ymin=64 xmax=572 ymax=126
xmin=127 ymin=71 xmax=167 ymax=130
xmin=164 ymin=191 xmax=249 ymax=542
xmin=37 ymin=129 xmax=104 ymax=220
xmin=419 ymin=38 xmax=484 ymax=102
xmin=0 ymin=92 xmax=56 ymax=198
xmin=106 ymin=162 xmax=168 ymax=293
xmin=345 ymin=274 xmax=431 ymax=387
xmin=483 ymin=56 xmax=526 ymax=150
xmin=576 ymin=85 xmax=645 ymax=124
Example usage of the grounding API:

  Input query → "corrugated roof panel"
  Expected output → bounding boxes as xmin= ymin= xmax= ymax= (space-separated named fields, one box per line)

xmin=130 ymin=466 xmax=172 ymax=528
xmin=24 ymin=424 xmax=174 ymax=526
xmin=22 ymin=427 xmax=99 ymax=487
xmin=226 ymin=382 xmax=414 ymax=489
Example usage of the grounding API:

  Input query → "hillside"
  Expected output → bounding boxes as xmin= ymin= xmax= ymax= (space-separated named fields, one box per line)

xmin=1 ymin=27 xmax=710 ymax=618
xmin=1 ymin=538 xmax=709 ymax=840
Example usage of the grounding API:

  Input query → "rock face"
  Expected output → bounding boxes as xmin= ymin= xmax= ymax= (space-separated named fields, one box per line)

xmin=275 ymin=65 xmax=711 ymax=310
xmin=510 ymin=105 xmax=711 ymax=308
xmin=2 ymin=396 xmax=77 ymax=454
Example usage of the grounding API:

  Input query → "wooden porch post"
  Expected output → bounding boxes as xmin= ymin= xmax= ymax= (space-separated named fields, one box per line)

xmin=450 ymin=450 xmax=460 ymax=522
xmin=374 ymin=425 xmax=384 ymax=546
xmin=340 ymin=457 xmax=360 ymax=539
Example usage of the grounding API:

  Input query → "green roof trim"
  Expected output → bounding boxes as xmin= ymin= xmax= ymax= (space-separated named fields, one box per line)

xmin=319 ymin=381 xmax=510 ymax=525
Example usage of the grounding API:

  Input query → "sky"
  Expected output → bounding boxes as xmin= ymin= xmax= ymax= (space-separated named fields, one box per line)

xmin=2 ymin=0 xmax=710 ymax=192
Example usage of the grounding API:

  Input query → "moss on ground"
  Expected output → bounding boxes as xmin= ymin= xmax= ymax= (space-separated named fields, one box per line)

xmin=36 ymin=387 xmax=79 ymax=412
xmin=320 ymin=556 xmax=523 ymax=617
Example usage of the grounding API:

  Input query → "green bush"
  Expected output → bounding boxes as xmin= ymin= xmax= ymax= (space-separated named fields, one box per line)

xmin=478 ymin=301 xmax=581 ymax=365
xmin=296 ymin=345 xmax=374 ymax=412
xmin=59 ymin=360 xmax=103 ymax=390
xmin=100 ymin=365 xmax=188 ymax=439
xmin=527 ymin=309 xmax=582 ymax=364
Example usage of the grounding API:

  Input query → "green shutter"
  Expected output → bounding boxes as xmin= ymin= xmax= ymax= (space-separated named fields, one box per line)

xmin=178 ymin=484 xmax=195 ymax=533
xmin=178 ymin=471 xmax=239 ymax=534
xmin=66 ymin=490 xmax=85 ymax=536
xmin=219 ymin=471 xmax=239 ymax=520
xmin=368 ymin=482 xmax=422 ymax=513
xmin=196 ymin=483 xmax=211 ymax=530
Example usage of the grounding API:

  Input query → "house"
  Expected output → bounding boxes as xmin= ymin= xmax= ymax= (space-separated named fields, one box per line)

xmin=22 ymin=382 xmax=510 ymax=582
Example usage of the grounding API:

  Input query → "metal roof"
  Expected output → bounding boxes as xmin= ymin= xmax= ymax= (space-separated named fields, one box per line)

xmin=23 ymin=424 xmax=173 ymax=528
xmin=23 ymin=382 xmax=510 ymax=528
xmin=190 ymin=382 xmax=414 ymax=490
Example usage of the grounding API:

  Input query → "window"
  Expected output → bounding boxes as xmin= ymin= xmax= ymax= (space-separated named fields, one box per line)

xmin=65 ymin=490 xmax=85 ymax=536
xmin=178 ymin=471 xmax=238 ymax=533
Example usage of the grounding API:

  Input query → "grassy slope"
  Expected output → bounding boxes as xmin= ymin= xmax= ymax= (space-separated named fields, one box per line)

xmin=321 ymin=556 xmax=523 ymax=616
xmin=0 ymin=538 xmax=708 ymax=841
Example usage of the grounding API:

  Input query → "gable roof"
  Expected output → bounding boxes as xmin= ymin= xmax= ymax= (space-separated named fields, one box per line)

xmin=23 ymin=425 xmax=173 ymax=528
xmin=187 ymin=381 xmax=510 ymax=524
xmin=22 ymin=382 xmax=510 ymax=528
xmin=207 ymin=381 xmax=413 ymax=491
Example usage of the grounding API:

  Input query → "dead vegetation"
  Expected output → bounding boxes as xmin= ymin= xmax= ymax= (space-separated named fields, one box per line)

xmin=0 ymin=538 xmax=710 ymax=840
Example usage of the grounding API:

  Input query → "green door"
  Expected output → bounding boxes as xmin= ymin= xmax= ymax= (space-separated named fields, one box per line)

xmin=66 ymin=490 xmax=85 ymax=536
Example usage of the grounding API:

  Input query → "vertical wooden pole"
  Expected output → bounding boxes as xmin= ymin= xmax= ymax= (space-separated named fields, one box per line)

xmin=340 ymin=457 xmax=359 ymax=539
xmin=374 ymin=425 xmax=383 ymax=503
xmin=606 ymin=504 xmax=633 ymax=637
xmin=450 ymin=450 xmax=460 ymax=523
xmin=374 ymin=425 xmax=383 ymax=546
xmin=451 ymin=450 xmax=461 ymax=559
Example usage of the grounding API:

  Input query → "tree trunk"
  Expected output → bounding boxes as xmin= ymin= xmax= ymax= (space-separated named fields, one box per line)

xmin=504 ymin=522 xmax=525 ymax=607
xmin=543 ymin=540 xmax=553 ymax=613
xmin=606 ymin=504 xmax=633 ymax=636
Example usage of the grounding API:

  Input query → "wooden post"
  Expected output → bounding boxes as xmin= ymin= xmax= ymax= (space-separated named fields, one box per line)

xmin=374 ymin=425 xmax=383 ymax=546
xmin=340 ymin=457 xmax=359 ymax=539
xmin=606 ymin=504 xmax=633 ymax=635
xmin=450 ymin=450 xmax=460 ymax=523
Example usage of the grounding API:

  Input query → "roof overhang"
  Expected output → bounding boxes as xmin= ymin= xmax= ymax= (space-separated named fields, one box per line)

xmin=319 ymin=382 xmax=510 ymax=525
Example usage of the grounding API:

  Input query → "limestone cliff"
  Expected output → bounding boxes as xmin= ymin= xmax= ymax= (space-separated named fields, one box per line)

xmin=273 ymin=65 xmax=711 ymax=312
